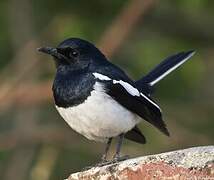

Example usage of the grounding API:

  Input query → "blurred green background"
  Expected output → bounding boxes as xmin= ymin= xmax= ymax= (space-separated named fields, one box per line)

xmin=0 ymin=0 xmax=213 ymax=179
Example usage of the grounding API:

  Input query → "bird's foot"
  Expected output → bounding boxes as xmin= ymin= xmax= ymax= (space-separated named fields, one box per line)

xmin=82 ymin=155 xmax=130 ymax=171
xmin=112 ymin=154 xmax=130 ymax=163
xmin=82 ymin=160 xmax=111 ymax=171
xmin=95 ymin=160 xmax=113 ymax=167
xmin=81 ymin=165 xmax=95 ymax=171
xmin=94 ymin=155 xmax=129 ymax=167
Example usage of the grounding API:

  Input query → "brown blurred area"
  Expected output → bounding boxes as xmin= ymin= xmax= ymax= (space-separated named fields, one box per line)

xmin=0 ymin=0 xmax=213 ymax=179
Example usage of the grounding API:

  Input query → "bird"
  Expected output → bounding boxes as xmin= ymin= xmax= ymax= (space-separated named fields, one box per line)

xmin=38 ymin=38 xmax=195 ymax=164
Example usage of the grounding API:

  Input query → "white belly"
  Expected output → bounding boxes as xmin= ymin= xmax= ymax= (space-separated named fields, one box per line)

xmin=55 ymin=82 xmax=140 ymax=142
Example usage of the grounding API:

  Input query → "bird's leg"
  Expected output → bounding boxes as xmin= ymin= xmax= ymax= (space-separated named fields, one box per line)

xmin=113 ymin=133 xmax=128 ymax=161
xmin=93 ymin=138 xmax=113 ymax=167
xmin=93 ymin=135 xmax=128 ymax=168
xmin=101 ymin=138 xmax=112 ymax=162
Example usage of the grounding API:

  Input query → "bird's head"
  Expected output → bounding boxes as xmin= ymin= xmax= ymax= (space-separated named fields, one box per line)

xmin=38 ymin=38 xmax=106 ymax=70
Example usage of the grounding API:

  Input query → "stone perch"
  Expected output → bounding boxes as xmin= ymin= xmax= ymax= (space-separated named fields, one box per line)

xmin=67 ymin=146 xmax=214 ymax=180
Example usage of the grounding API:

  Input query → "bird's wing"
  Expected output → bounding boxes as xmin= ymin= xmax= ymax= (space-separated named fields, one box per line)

xmin=93 ymin=72 xmax=169 ymax=136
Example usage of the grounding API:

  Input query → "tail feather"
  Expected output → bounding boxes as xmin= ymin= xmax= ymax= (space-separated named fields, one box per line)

xmin=126 ymin=50 xmax=195 ymax=144
xmin=125 ymin=126 xmax=146 ymax=144
xmin=135 ymin=50 xmax=195 ymax=89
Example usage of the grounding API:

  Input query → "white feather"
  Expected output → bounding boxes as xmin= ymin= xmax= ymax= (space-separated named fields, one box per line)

xmin=93 ymin=72 xmax=160 ymax=111
xmin=140 ymin=93 xmax=161 ymax=111
xmin=149 ymin=51 xmax=195 ymax=86
xmin=113 ymin=80 xmax=140 ymax=96
xmin=93 ymin=72 xmax=140 ymax=96
xmin=93 ymin=72 xmax=111 ymax=81
xmin=56 ymin=82 xmax=140 ymax=142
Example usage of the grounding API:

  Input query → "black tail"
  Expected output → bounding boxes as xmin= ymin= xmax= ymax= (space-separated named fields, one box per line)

xmin=125 ymin=126 xmax=146 ymax=144
xmin=135 ymin=50 xmax=195 ymax=92
xmin=128 ymin=50 xmax=195 ymax=144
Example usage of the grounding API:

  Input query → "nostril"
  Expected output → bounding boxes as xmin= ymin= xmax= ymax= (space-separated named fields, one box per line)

xmin=50 ymin=48 xmax=57 ymax=54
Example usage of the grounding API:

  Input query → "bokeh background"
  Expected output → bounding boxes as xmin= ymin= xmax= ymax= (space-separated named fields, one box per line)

xmin=0 ymin=0 xmax=213 ymax=179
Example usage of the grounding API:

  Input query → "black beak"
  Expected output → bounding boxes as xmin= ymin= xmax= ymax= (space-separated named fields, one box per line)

xmin=38 ymin=46 xmax=57 ymax=55
xmin=37 ymin=47 xmax=69 ymax=62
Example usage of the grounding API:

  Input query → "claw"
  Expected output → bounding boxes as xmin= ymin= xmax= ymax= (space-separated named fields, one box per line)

xmin=113 ymin=155 xmax=130 ymax=162
xmin=81 ymin=155 xmax=130 ymax=171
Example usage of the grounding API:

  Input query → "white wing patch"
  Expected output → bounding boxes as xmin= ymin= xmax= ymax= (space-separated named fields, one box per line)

xmin=93 ymin=72 xmax=140 ymax=96
xmin=113 ymin=80 xmax=140 ymax=96
xmin=93 ymin=72 xmax=111 ymax=81
xmin=93 ymin=72 xmax=161 ymax=110
xmin=140 ymin=93 xmax=161 ymax=111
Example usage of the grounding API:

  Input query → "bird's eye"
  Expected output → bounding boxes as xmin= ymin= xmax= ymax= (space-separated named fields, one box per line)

xmin=69 ymin=49 xmax=79 ymax=58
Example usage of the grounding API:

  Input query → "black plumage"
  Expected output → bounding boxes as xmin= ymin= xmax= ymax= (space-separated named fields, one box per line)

xmin=38 ymin=38 xmax=195 ymax=162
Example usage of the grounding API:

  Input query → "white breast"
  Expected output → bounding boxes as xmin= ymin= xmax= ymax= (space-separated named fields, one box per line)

xmin=55 ymin=82 xmax=140 ymax=142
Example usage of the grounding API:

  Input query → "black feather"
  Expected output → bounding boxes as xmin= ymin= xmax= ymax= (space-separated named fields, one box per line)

xmin=135 ymin=50 xmax=195 ymax=90
xmin=125 ymin=126 xmax=146 ymax=144
xmin=105 ymin=81 xmax=170 ymax=136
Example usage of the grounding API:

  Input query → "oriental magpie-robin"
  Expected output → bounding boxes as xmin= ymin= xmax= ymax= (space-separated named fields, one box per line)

xmin=38 ymin=38 xmax=195 ymax=163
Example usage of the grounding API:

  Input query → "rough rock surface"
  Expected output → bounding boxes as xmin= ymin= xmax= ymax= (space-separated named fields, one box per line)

xmin=67 ymin=146 xmax=214 ymax=180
